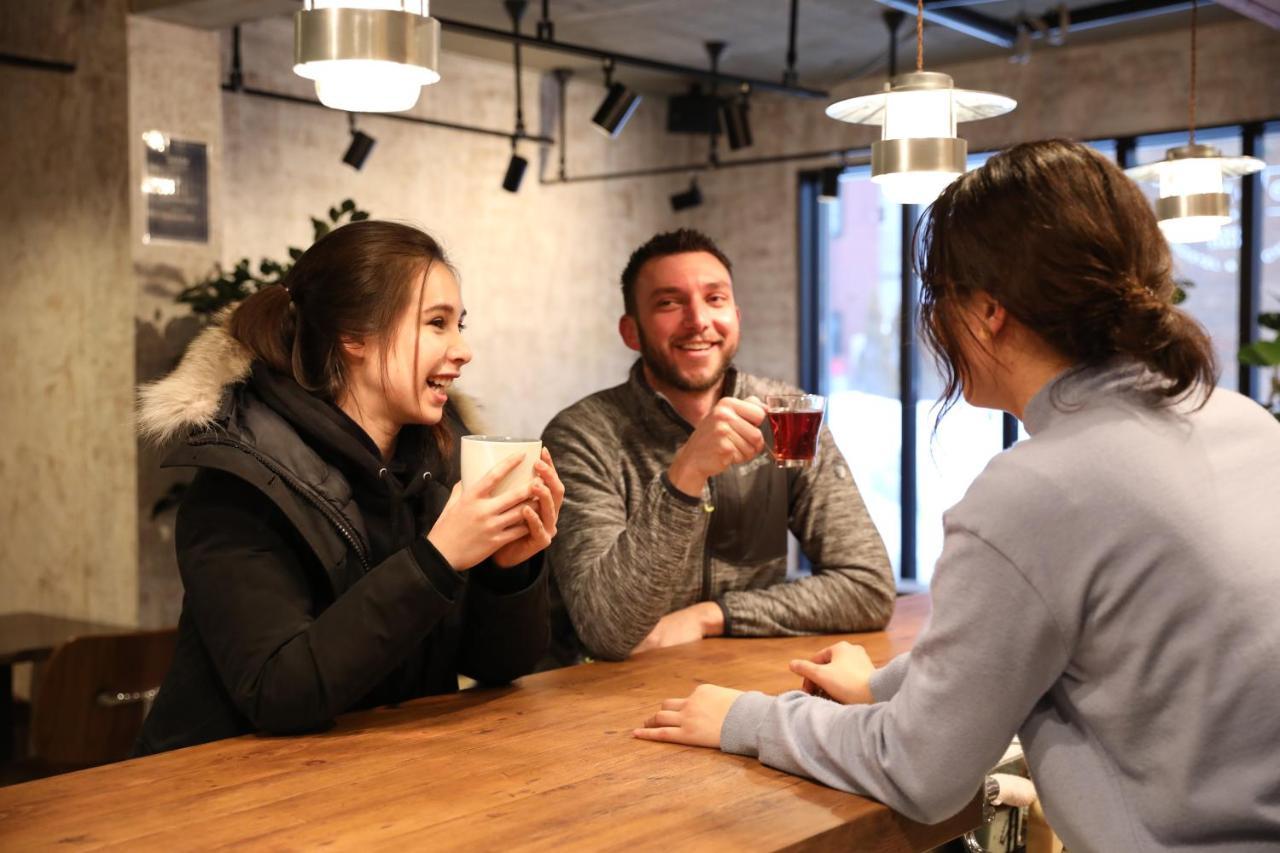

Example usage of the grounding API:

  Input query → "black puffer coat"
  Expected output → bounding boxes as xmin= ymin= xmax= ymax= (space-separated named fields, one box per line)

xmin=135 ymin=332 xmax=547 ymax=756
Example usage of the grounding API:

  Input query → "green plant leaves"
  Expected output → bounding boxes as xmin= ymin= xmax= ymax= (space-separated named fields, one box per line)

xmin=177 ymin=200 xmax=371 ymax=319
xmin=1240 ymin=339 xmax=1280 ymax=367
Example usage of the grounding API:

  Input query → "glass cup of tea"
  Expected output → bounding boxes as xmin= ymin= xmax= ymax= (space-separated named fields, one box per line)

xmin=460 ymin=436 xmax=542 ymax=495
xmin=765 ymin=394 xmax=825 ymax=468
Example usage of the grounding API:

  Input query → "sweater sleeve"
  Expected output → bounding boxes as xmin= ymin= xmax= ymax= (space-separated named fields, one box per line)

xmin=542 ymin=413 xmax=709 ymax=661
xmin=175 ymin=470 xmax=460 ymax=735
xmin=719 ymin=528 xmax=1070 ymax=825
xmin=719 ymin=424 xmax=896 ymax=636
xmin=868 ymin=652 xmax=911 ymax=702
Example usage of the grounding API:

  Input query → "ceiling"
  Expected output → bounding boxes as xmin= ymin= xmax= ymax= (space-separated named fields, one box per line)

xmin=135 ymin=0 xmax=1245 ymax=96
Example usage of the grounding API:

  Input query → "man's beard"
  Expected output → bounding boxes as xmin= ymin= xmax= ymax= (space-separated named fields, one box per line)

xmin=636 ymin=323 xmax=737 ymax=393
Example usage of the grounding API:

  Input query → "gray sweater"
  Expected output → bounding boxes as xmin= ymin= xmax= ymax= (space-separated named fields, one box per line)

xmin=542 ymin=361 xmax=894 ymax=664
xmin=722 ymin=361 xmax=1280 ymax=851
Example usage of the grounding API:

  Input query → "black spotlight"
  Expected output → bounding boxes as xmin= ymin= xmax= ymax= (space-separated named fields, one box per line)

xmin=671 ymin=179 xmax=703 ymax=212
xmin=592 ymin=59 xmax=642 ymax=138
xmin=593 ymin=83 xmax=642 ymax=137
xmin=819 ymin=167 xmax=842 ymax=202
xmin=343 ymin=131 xmax=375 ymax=170
xmin=342 ymin=113 xmax=375 ymax=170
xmin=721 ymin=93 xmax=752 ymax=151
xmin=502 ymin=151 xmax=528 ymax=193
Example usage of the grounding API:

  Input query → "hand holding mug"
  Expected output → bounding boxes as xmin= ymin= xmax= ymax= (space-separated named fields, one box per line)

xmin=667 ymin=397 xmax=767 ymax=497
xmin=427 ymin=453 xmax=539 ymax=570
xmin=492 ymin=448 xmax=565 ymax=568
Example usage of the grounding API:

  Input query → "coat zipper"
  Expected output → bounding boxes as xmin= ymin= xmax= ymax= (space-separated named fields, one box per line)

xmin=700 ymin=477 xmax=716 ymax=602
xmin=188 ymin=435 xmax=371 ymax=571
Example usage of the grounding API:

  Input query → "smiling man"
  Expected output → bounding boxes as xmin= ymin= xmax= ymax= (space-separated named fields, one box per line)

xmin=540 ymin=229 xmax=894 ymax=667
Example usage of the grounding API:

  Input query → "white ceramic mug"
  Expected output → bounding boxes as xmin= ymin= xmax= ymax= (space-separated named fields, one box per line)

xmin=460 ymin=435 xmax=542 ymax=496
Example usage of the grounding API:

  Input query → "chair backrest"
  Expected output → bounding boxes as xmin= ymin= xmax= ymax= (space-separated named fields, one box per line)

xmin=31 ymin=628 xmax=178 ymax=766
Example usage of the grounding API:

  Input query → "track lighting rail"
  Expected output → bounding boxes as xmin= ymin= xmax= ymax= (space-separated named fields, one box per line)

xmin=220 ymin=81 xmax=554 ymax=145
xmin=432 ymin=15 xmax=829 ymax=99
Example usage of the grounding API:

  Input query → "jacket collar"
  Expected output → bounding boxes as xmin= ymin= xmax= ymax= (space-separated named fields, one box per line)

xmin=627 ymin=358 xmax=741 ymax=434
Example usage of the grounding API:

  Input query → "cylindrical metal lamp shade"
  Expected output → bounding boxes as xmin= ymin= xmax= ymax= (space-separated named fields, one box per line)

xmin=1156 ymin=192 xmax=1230 ymax=243
xmin=294 ymin=6 xmax=441 ymax=113
xmin=591 ymin=83 xmax=642 ymax=138
xmin=871 ymin=137 xmax=966 ymax=205
xmin=1125 ymin=144 xmax=1265 ymax=244
xmin=502 ymin=154 xmax=529 ymax=193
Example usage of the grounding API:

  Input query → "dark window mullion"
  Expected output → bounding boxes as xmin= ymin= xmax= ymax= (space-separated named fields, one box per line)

xmin=797 ymin=173 xmax=822 ymax=393
xmin=1002 ymin=413 xmax=1019 ymax=449
xmin=900 ymin=205 xmax=919 ymax=581
xmin=1116 ymin=136 xmax=1136 ymax=170
xmin=1240 ymin=123 xmax=1263 ymax=398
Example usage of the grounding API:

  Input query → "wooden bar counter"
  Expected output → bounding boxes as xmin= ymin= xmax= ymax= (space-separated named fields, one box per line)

xmin=0 ymin=594 xmax=978 ymax=851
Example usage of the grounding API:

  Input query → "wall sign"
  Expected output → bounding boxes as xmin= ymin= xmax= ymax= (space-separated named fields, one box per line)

xmin=142 ymin=132 xmax=209 ymax=244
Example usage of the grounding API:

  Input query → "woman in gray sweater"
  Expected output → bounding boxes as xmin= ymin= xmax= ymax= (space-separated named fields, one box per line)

xmin=634 ymin=139 xmax=1280 ymax=851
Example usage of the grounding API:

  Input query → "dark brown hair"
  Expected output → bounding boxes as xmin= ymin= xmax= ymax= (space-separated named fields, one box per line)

xmin=917 ymin=138 xmax=1217 ymax=420
xmin=228 ymin=220 xmax=454 ymax=442
xmin=620 ymin=228 xmax=733 ymax=315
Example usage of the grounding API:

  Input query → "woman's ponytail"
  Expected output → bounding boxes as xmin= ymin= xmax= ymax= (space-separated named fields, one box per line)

xmin=1111 ymin=285 xmax=1217 ymax=402
xmin=227 ymin=284 xmax=296 ymax=376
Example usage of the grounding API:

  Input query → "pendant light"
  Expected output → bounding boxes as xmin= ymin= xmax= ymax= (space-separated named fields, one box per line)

xmin=1124 ymin=0 xmax=1264 ymax=244
xmin=824 ymin=0 xmax=1015 ymax=205
xmin=294 ymin=0 xmax=441 ymax=114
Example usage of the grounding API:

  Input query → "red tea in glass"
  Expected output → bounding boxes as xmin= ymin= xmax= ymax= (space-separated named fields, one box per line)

xmin=765 ymin=394 xmax=825 ymax=468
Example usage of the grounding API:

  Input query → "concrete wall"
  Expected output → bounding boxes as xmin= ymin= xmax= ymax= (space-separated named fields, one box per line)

xmin=129 ymin=15 xmax=224 ymax=628
xmin=0 ymin=0 xmax=137 ymax=627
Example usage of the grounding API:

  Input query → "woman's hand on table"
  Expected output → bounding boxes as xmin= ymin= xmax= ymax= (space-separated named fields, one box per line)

xmin=633 ymin=684 xmax=744 ymax=749
xmin=789 ymin=641 xmax=875 ymax=705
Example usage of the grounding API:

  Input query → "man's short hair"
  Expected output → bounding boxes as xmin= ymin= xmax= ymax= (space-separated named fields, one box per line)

xmin=620 ymin=229 xmax=734 ymax=316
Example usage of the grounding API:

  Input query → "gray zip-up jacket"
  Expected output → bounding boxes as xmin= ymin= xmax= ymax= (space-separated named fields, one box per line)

xmin=721 ymin=361 xmax=1280 ymax=851
xmin=542 ymin=361 xmax=894 ymax=664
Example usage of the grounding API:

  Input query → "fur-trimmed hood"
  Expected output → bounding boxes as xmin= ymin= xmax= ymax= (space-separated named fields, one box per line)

xmin=137 ymin=320 xmax=485 ymax=445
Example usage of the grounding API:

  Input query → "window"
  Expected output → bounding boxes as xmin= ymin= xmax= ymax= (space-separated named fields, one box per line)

xmin=817 ymin=170 xmax=903 ymax=576
xmin=914 ymin=151 xmax=1005 ymax=583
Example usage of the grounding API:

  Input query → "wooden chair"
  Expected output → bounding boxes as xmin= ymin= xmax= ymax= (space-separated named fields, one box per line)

xmin=27 ymin=628 xmax=177 ymax=771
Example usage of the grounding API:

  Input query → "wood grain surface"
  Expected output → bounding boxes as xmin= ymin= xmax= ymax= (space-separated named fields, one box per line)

xmin=0 ymin=594 xmax=980 ymax=851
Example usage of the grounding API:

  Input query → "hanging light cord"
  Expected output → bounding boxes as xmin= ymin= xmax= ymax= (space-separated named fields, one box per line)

xmin=508 ymin=1 xmax=527 ymax=141
xmin=1189 ymin=0 xmax=1197 ymax=145
xmin=916 ymin=0 xmax=924 ymax=71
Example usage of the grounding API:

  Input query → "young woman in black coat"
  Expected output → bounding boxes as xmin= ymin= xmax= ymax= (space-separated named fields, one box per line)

xmin=135 ymin=221 xmax=562 ymax=754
